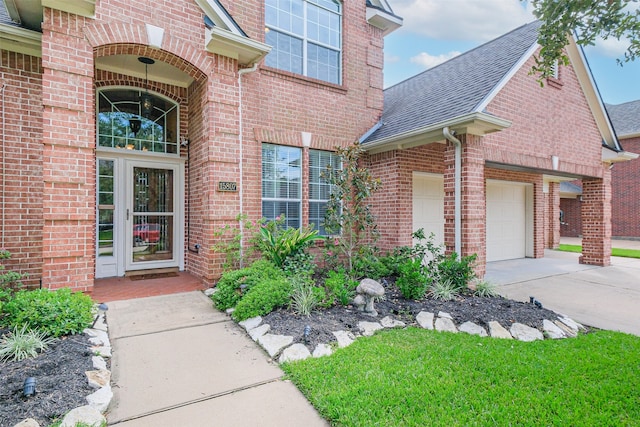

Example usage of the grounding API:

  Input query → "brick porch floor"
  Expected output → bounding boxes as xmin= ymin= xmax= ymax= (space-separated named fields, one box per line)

xmin=91 ymin=272 xmax=208 ymax=303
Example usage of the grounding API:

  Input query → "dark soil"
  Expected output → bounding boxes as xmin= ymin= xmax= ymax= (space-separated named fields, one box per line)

xmin=0 ymin=331 xmax=96 ymax=427
xmin=263 ymin=280 xmax=573 ymax=351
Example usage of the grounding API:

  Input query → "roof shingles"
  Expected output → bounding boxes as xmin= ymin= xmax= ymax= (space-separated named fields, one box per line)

xmin=606 ymin=100 xmax=640 ymax=138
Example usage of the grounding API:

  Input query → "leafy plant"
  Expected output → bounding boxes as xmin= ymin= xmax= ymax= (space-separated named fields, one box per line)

xmin=352 ymin=250 xmax=391 ymax=280
xmin=283 ymin=250 xmax=316 ymax=279
xmin=396 ymin=258 xmax=430 ymax=300
xmin=290 ymin=278 xmax=320 ymax=316
xmin=0 ymin=250 xmax=26 ymax=290
xmin=0 ymin=324 xmax=56 ymax=362
xmin=475 ymin=280 xmax=499 ymax=298
xmin=437 ymin=253 xmax=477 ymax=291
xmin=212 ymin=213 xmax=261 ymax=271
xmin=323 ymin=142 xmax=381 ymax=274
xmin=1 ymin=288 xmax=94 ymax=337
xmin=232 ymin=277 xmax=293 ymax=321
xmin=256 ymin=218 xmax=321 ymax=268
xmin=430 ymin=279 xmax=458 ymax=301
xmin=323 ymin=269 xmax=357 ymax=306
xmin=383 ymin=229 xmax=445 ymax=277
xmin=211 ymin=260 xmax=284 ymax=310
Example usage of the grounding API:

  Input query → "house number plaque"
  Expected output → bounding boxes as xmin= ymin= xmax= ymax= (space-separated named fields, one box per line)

xmin=218 ymin=181 xmax=237 ymax=192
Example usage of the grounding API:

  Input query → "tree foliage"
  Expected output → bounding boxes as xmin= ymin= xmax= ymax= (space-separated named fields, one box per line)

xmin=530 ymin=0 xmax=640 ymax=78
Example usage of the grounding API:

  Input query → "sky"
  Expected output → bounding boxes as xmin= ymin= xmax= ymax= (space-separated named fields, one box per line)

xmin=382 ymin=0 xmax=640 ymax=106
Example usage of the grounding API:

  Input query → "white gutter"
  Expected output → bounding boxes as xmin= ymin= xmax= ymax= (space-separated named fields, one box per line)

xmin=237 ymin=63 xmax=259 ymax=267
xmin=443 ymin=127 xmax=461 ymax=258
xmin=1 ymin=81 xmax=5 ymax=248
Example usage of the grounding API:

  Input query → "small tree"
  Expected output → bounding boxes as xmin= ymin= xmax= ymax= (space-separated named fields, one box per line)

xmin=324 ymin=142 xmax=381 ymax=274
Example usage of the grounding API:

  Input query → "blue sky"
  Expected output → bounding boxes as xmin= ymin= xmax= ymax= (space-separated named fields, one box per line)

xmin=382 ymin=0 xmax=640 ymax=106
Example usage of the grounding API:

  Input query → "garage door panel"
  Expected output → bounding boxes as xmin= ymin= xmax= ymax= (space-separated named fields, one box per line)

xmin=412 ymin=174 xmax=444 ymax=247
xmin=486 ymin=181 xmax=526 ymax=262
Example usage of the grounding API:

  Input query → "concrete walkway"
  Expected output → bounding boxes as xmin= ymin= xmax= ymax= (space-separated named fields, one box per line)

xmin=105 ymin=292 xmax=328 ymax=426
xmin=486 ymin=247 xmax=640 ymax=336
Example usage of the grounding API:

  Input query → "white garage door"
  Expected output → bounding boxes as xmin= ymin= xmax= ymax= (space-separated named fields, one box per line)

xmin=412 ymin=173 xmax=444 ymax=247
xmin=486 ymin=180 xmax=527 ymax=262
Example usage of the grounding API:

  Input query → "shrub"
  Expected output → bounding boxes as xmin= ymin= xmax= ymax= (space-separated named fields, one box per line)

xmin=232 ymin=277 xmax=293 ymax=321
xmin=352 ymin=251 xmax=391 ymax=280
xmin=396 ymin=258 xmax=430 ymax=300
xmin=430 ymin=279 xmax=458 ymax=301
xmin=1 ymin=250 xmax=27 ymax=290
xmin=436 ymin=253 xmax=477 ymax=291
xmin=290 ymin=278 xmax=320 ymax=316
xmin=0 ymin=325 xmax=56 ymax=362
xmin=1 ymin=288 xmax=94 ymax=337
xmin=475 ymin=280 xmax=499 ymax=297
xmin=211 ymin=260 xmax=283 ymax=310
xmin=283 ymin=251 xmax=316 ymax=279
xmin=256 ymin=219 xmax=321 ymax=268
xmin=212 ymin=213 xmax=261 ymax=271
xmin=324 ymin=269 xmax=357 ymax=306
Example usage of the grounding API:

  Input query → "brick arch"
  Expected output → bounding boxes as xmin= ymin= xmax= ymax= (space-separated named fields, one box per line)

xmin=95 ymin=70 xmax=188 ymax=104
xmin=85 ymin=23 xmax=211 ymax=83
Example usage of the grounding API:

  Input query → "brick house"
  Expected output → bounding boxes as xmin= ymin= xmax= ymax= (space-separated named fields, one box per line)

xmin=360 ymin=21 xmax=636 ymax=277
xmin=0 ymin=0 xmax=402 ymax=291
xmin=561 ymin=100 xmax=640 ymax=240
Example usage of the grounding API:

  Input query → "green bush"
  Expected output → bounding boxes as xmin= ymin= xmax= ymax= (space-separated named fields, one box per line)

xmin=211 ymin=260 xmax=284 ymax=310
xmin=396 ymin=258 xmax=430 ymax=300
xmin=0 ymin=324 xmax=56 ymax=362
xmin=475 ymin=280 xmax=499 ymax=297
xmin=430 ymin=279 xmax=458 ymax=301
xmin=1 ymin=288 xmax=94 ymax=337
xmin=290 ymin=278 xmax=320 ymax=316
xmin=232 ymin=277 xmax=293 ymax=321
xmin=437 ymin=253 xmax=477 ymax=291
xmin=352 ymin=252 xmax=391 ymax=280
xmin=283 ymin=251 xmax=316 ymax=279
xmin=324 ymin=269 xmax=357 ymax=306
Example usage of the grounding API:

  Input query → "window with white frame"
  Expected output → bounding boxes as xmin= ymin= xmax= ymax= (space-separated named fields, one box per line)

xmin=262 ymin=144 xmax=302 ymax=228
xmin=265 ymin=0 xmax=342 ymax=85
xmin=309 ymin=149 xmax=340 ymax=235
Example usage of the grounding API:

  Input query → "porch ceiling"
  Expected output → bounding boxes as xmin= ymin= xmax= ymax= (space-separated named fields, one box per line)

xmin=95 ymin=54 xmax=194 ymax=88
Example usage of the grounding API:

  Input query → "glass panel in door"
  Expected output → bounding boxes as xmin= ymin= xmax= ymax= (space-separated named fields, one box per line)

xmin=131 ymin=167 xmax=174 ymax=264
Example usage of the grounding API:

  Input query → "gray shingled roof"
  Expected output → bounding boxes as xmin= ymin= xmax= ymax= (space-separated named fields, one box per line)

xmin=364 ymin=20 xmax=542 ymax=144
xmin=0 ymin=1 xmax=20 ymax=27
xmin=606 ymin=100 xmax=640 ymax=138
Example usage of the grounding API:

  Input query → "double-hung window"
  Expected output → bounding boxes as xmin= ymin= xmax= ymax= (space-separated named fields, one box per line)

xmin=262 ymin=144 xmax=302 ymax=229
xmin=265 ymin=0 xmax=342 ymax=85
xmin=309 ymin=149 xmax=340 ymax=235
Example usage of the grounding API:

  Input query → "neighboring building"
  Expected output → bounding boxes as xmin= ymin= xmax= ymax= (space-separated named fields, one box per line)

xmin=361 ymin=21 xmax=635 ymax=276
xmin=0 ymin=0 xmax=402 ymax=291
xmin=561 ymin=100 xmax=640 ymax=240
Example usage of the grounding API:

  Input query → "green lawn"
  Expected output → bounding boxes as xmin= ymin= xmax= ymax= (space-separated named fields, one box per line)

xmin=558 ymin=244 xmax=640 ymax=259
xmin=283 ymin=329 xmax=640 ymax=426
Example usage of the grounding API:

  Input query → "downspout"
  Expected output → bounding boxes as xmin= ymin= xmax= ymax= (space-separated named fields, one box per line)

xmin=237 ymin=63 xmax=259 ymax=267
xmin=1 ymin=82 xmax=6 ymax=249
xmin=443 ymin=127 xmax=461 ymax=258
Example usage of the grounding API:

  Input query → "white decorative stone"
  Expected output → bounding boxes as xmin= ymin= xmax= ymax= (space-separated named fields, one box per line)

xmin=488 ymin=321 xmax=512 ymax=339
xmin=239 ymin=316 xmax=262 ymax=331
xmin=61 ymin=405 xmax=106 ymax=427
xmin=278 ymin=344 xmax=311 ymax=363
xmin=248 ymin=324 xmax=270 ymax=341
xmin=553 ymin=320 xmax=578 ymax=338
xmin=558 ymin=316 xmax=584 ymax=332
xmin=226 ymin=308 xmax=235 ymax=315
xmin=435 ymin=316 xmax=458 ymax=333
xmin=92 ymin=356 xmax=107 ymax=371
xmin=257 ymin=334 xmax=294 ymax=357
xmin=86 ymin=385 xmax=113 ymax=413
xmin=543 ymin=319 xmax=567 ymax=339
xmin=13 ymin=419 xmax=39 ymax=427
xmin=437 ymin=311 xmax=453 ymax=320
xmin=86 ymin=369 xmax=111 ymax=389
xmin=380 ymin=316 xmax=406 ymax=329
xmin=458 ymin=321 xmax=487 ymax=337
xmin=85 ymin=329 xmax=109 ymax=344
xmin=312 ymin=343 xmax=333 ymax=358
xmin=358 ymin=321 xmax=384 ymax=337
xmin=91 ymin=345 xmax=111 ymax=358
xmin=332 ymin=330 xmax=355 ymax=348
xmin=203 ymin=287 xmax=217 ymax=296
xmin=510 ymin=323 xmax=544 ymax=342
xmin=416 ymin=311 xmax=434 ymax=330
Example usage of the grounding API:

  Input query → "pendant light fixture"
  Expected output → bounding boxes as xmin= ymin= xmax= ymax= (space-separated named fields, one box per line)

xmin=138 ymin=56 xmax=155 ymax=118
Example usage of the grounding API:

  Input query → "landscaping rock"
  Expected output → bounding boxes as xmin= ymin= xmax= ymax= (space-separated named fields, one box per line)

xmin=438 ymin=311 xmax=453 ymax=320
xmin=85 ymin=369 xmax=111 ymax=389
xmin=258 ymin=334 xmax=294 ymax=357
xmin=510 ymin=323 xmax=543 ymax=342
xmin=435 ymin=316 xmax=457 ymax=333
xmin=358 ymin=321 xmax=384 ymax=336
xmin=239 ymin=316 xmax=262 ymax=331
xmin=91 ymin=345 xmax=112 ymax=358
xmin=248 ymin=324 xmax=270 ymax=341
xmin=488 ymin=321 xmax=512 ymax=339
xmin=332 ymin=330 xmax=356 ymax=348
xmin=92 ymin=355 xmax=107 ymax=371
xmin=558 ymin=316 xmax=584 ymax=332
xmin=13 ymin=419 xmax=39 ymax=427
xmin=380 ymin=316 xmax=406 ymax=329
xmin=85 ymin=329 xmax=109 ymax=346
xmin=416 ymin=311 xmax=434 ymax=330
xmin=458 ymin=321 xmax=487 ymax=337
xmin=554 ymin=320 xmax=578 ymax=338
xmin=86 ymin=385 xmax=113 ymax=413
xmin=91 ymin=316 xmax=108 ymax=332
xmin=203 ymin=287 xmax=216 ymax=296
xmin=312 ymin=343 xmax=333 ymax=358
xmin=279 ymin=344 xmax=311 ymax=363
xmin=60 ymin=405 xmax=106 ymax=427
xmin=543 ymin=319 xmax=567 ymax=339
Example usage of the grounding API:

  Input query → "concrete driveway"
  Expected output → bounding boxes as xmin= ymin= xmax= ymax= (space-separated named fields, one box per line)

xmin=485 ymin=249 xmax=640 ymax=336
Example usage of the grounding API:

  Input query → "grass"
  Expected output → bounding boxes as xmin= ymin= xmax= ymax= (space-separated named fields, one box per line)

xmin=557 ymin=244 xmax=640 ymax=259
xmin=283 ymin=329 xmax=640 ymax=426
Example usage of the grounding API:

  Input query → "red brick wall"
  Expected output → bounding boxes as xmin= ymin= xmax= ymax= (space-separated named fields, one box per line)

xmin=581 ymin=170 xmax=611 ymax=266
xmin=560 ymin=197 xmax=582 ymax=237
xmin=611 ymin=136 xmax=640 ymax=238
xmin=0 ymin=52 xmax=43 ymax=288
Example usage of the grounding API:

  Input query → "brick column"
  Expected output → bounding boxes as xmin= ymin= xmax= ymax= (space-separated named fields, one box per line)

xmin=547 ymin=182 xmax=560 ymax=249
xmin=444 ymin=134 xmax=486 ymax=277
xmin=580 ymin=170 xmax=611 ymax=266
xmin=41 ymin=10 xmax=95 ymax=291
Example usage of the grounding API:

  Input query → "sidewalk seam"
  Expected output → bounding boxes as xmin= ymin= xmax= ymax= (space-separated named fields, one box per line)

xmin=111 ymin=318 xmax=232 ymax=340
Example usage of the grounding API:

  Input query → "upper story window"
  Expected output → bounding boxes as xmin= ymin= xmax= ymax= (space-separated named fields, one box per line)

xmin=265 ymin=0 xmax=342 ymax=85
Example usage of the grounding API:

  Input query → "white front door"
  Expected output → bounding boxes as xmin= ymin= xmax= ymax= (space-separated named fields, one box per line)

xmin=96 ymin=156 xmax=184 ymax=278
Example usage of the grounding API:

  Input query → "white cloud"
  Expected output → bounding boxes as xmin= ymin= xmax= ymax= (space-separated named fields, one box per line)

xmin=385 ymin=53 xmax=401 ymax=63
xmin=390 ymin=0 xmax=535 ymax=42
xmin=410 ymin=50 xmax=461 ymax=69
xmin=588 ymin=36 xmax=630 ymax=59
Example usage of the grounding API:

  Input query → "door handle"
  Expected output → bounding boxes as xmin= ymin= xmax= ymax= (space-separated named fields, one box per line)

xmin=126 ymin=209 xmax=130 ymax=220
